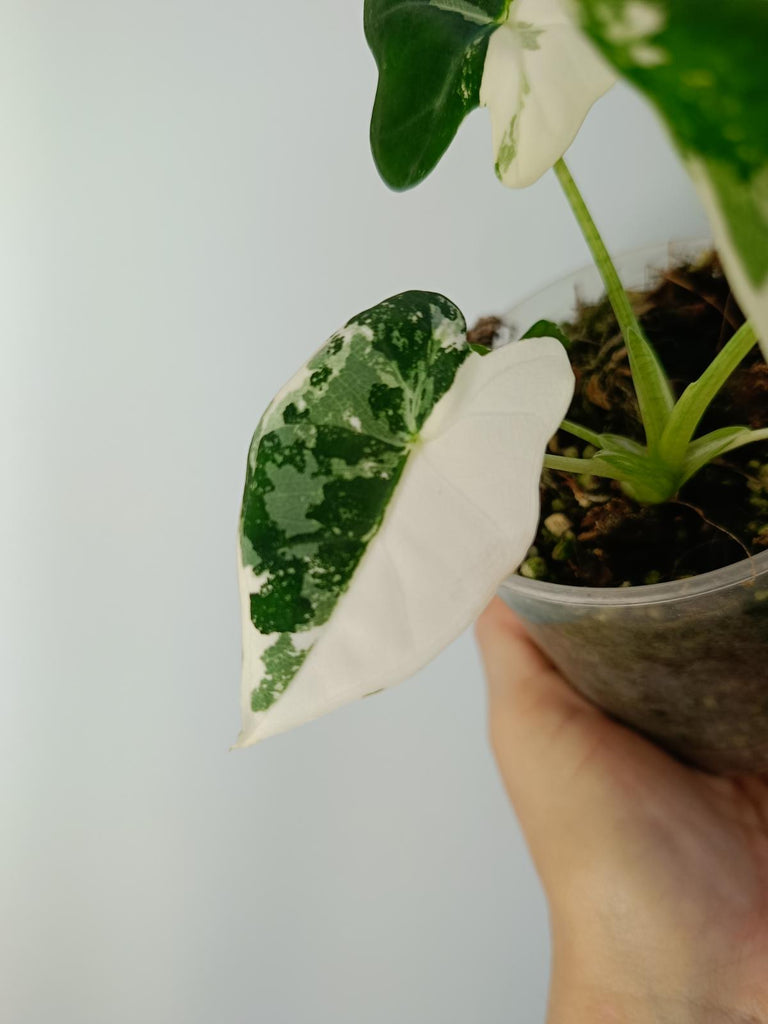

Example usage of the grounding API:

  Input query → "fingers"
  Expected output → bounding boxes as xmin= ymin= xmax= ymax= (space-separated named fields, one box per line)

xmin=475 ymin=595 xmax=552 ymax=699
xmin=475 ymin=597 xmax=609 ymax=835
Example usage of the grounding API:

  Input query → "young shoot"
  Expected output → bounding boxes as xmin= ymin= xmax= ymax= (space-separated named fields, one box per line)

xmin=541 ymin=160 xmax=766 ymax=506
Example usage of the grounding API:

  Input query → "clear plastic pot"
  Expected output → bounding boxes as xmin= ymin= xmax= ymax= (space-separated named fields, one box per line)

xmin=498 ymin=242 xmax=768 ymax=776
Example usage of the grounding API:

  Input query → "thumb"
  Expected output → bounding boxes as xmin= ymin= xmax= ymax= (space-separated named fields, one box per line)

xmin=475 ymin=596 xmax=613 ymax=843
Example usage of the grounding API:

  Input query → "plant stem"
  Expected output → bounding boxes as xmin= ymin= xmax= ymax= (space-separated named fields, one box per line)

xmin=543 ymin=454 xmax=625 ymax=481
xmin=720 ymin=425 xmax=768 ymax=456
xmin=658 ymin=320 xmax=758 ymax=465
xmin=560 ymin=420 xmax=602 ymax=447
xmin=553 ymin=158 xmax=675 ymax=450
xmin=554 ymin=159 xmax=639 ymax=344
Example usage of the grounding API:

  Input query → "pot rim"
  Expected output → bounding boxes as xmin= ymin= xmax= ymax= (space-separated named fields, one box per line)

xmin=501 ymin=548 xmax=768 ymax=608
xmin=500 ymin=236 xmax=714 ymax=344
xmin=499 ymin=236 xmax=768 ymax=608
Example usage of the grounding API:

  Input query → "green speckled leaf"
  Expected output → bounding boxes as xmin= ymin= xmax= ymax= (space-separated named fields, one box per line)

xmin=238 ymin=291 xmax=466 ymax=713
xmin=365 ymin=0 xmax=509 ymax=189
xmin=236 ymin=298 xmax=573 ymax=745
xmin=574 ymin=0 xmax=768 ymax=354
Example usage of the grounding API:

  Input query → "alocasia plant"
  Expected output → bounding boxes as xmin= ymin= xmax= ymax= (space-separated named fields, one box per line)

xmin=236 ymin=0 xmax=766 ymax=745
xmin=367 ymin=0 xmax=768 ymax=353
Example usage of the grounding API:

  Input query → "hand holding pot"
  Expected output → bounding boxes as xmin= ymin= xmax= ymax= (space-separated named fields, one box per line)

xmin=476 ymin=597 xmax=768 ymax=1023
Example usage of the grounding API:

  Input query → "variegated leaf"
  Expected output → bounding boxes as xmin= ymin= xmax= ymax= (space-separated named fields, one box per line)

xmin=364 ymin=0 xmax=612 ymax=191
xmin=573 ymin=0 xmax=768 ymax=356
xmin=687 ymin=158 xmax=768 ymax=360
xmin=236 ymin=292 xmax=573 ymax=745
xmin=480 ymin=0 xmax=615 ymax=188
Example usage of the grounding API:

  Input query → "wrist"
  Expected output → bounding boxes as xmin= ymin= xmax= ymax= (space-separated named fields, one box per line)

xmin=547 ymin=980 xmax=764 ymax=1024
xmin=548 ymin=912 xmax=768 ymax=1024
xmin=547 ymin=933 xmax=694 ymax=1023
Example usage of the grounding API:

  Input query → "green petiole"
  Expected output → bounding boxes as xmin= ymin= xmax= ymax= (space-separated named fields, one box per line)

xmin=658 ymin=320 xmax=758 ymax=467
xmin=554 ymin=159 xmax=675 ymax=452
xmin=543 ymin=454 xmax=624 ymax=480
xmin=560 ymin=420 xmax=602 ymax=447
xmin=542 ymin=161 xmax=766 ymax=505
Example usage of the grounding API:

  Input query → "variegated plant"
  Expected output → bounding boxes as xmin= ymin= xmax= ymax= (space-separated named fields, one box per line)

xmin=365 ymin=0 xmax=768 ymax=353
xmin=366 ymin=0 xmax=615 ymax=190
xmin=236 ymin=0 xmax=767 ymax=745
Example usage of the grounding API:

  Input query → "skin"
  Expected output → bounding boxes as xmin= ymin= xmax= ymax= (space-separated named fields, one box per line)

xmin=475 ymin=597 xmax=768 ymax=1024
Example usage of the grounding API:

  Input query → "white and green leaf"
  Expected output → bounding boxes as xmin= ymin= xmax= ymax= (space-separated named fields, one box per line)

xmin=480 ymin=0 xmax=615 ymax=188
xmin=573 ymin=0 xmax=768 ymax=357
xmin=364 ymin=0 xmax=613 ymax=190
xmin=236 ymin=292 xmax=573 ymax=745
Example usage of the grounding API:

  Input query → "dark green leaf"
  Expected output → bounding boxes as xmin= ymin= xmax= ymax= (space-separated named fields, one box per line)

xmin=365 ymin=0 xmax=509 ymax=189
xmin=469 ymin=341 xmax=492 ymax=356
xmin=521 ymin=318 xmax=572 ymax=349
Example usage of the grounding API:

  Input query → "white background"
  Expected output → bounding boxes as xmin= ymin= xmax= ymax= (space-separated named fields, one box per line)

xmin=2 ymin=2 xmax=708 ymax=1022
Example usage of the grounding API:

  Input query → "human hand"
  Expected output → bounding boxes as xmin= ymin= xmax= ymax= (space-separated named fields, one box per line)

xmin=476 ymin=597 xmax=768 ymax=1024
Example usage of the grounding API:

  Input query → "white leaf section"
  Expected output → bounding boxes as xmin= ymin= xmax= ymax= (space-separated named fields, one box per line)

xmin=688 ymin=159 xmax=768 ymax=360
xmin=235 ymin=337 xmax=573 ymax=746
xmin=480 ymin=0 xmax=615 ymax=188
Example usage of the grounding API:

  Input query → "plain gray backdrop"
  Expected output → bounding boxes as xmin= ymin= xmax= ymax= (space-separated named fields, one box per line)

xmin=3 ymin=2 xmax=708 ymax=1022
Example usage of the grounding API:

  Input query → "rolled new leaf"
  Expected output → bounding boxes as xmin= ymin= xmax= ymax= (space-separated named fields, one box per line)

xmin=573 ymin=0 xmax=768 ymax=356
xmin=236 ymin=291 xmax=573 ymax=745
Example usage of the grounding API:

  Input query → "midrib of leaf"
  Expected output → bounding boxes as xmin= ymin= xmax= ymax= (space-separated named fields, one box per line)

xmin=429 ymin=0 xmax=499 ymax=26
